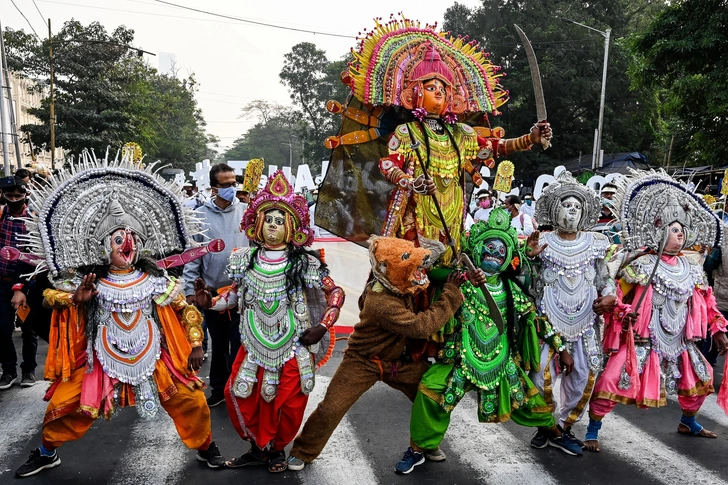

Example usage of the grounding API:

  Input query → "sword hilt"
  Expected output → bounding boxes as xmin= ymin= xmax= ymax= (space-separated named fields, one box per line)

xmin=537 ymin=119 xmax=551 ymax=150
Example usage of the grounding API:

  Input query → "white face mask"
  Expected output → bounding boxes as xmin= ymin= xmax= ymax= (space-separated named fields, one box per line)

xmin=556 ymin=196 xmax=583 ymax=233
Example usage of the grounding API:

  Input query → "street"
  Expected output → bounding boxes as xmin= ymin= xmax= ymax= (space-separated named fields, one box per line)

xmin=1 ymin=242 xmax=728 ymax=484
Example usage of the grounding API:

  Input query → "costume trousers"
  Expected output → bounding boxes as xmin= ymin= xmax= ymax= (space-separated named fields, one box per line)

xmin=41 ymin=364 xmax=212 ymax=450
xmin=290 ymin=352 xmax=428 ymax=462
xmin=410 ymin=363 xmax=554 ymax=452
xmin=0 ymin=280 xmax=37 ymax=375
xmin=206 ymin=308 xmax=240 ymax=398
xmin=529 ymin=340 xmax=595 ymax=428
xmin=590 ymin=393 xmax=707 ymax=419
xmin=225 ymin=347 xmax=309 ymax=451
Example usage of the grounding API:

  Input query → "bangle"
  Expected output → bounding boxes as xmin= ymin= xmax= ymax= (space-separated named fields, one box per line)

xmin=12 ymin=283 xmax=24 ymax=292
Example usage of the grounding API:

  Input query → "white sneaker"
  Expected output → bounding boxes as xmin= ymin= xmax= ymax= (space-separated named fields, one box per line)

xmin=425 ymin=447 xmax=446 ymax=462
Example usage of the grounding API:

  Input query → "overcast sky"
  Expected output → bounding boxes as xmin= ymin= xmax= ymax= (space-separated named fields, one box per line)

xmin=3 ymin=0 xmax=482 ymax=149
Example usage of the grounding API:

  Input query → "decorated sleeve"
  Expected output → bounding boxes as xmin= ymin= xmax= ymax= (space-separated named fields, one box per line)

xmin=603 ymin=283 xmax=633 ymax=353
xmin=534 ymin=316 xmax=565 ymax=353
xmin=302 ymin=254 xmax=326 ymax=290
xmin=704 ymin=286 xmax=728 ymax=334
xmin=453 ymin=123 xmax=480 ymax=160
xmin=319 ymin=274 xmax=345 ymax=329
xmin=153 ymin=276 xmax=184 ymax=307
xmin=381 ymin=125 xmax=415 ymax=186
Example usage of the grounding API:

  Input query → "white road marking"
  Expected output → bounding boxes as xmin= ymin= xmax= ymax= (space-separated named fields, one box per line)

xmin=292 ymin=375 xmax=379 ymax=485
xmin=445 ymin=396 xmax=559 ymax=484
xmin=0 ymin=383 xmax=48 ymax=476
xmin=109 ymin=410 xmax=187 ymax=485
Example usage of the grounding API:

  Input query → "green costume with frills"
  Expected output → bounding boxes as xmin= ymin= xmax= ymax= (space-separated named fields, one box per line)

xmin=409 ymin=208 xmax=564 ymax=452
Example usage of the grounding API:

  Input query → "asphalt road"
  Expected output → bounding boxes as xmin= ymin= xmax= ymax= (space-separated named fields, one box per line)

xmin=2 ymin=242 xmax=728 ymax=484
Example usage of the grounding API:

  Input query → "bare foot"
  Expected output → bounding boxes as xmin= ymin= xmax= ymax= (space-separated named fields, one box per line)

xmin=584 ymin=439 xmax=600 ymax=452
xmin=677 ymin=423 xmax=717 ymax=438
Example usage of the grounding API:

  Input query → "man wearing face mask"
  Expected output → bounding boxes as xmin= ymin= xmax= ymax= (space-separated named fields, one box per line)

xmin=525 ymin=171 xmax=616 ymax=450
xmin=521 ymin=193 xmax=535 ymax=218
xmin=473 ymin=190 xmax=493 ymax=222
xmin=503 ymin=194 xmax=534 ymax=237
xmin=0 ymin=177 xmax=38 ymax=391
xmin=183 ymin=163 xmax=248 ymax=407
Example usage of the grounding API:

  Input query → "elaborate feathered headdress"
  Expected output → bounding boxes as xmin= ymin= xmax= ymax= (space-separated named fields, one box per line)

xmin=241 ymin=171 xmax=314 ymax=247
xmin=349 ymin=15 xmax=508 ymax=115
xmin=613 ymin=170 xmax=722 ymax=251
xmin=534 ymin=171 xmax=601 ymax=231
xmin=18 ymin=149 xmax=203 ymax=278
xmin=462 ymin=207 xmax=521 ymax=274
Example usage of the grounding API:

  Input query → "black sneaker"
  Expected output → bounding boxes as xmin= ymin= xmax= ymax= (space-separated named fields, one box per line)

xmin=0 ymin=373 xmax=18 ymax=390
xmin=21 ymin=373 xmax=36 ymax=388
xmin=197 ymin=441 xmax=226 ymax=468
xmin=563 ymin=427 xmax=585 ymax=449
xmin=16 ymin=448 xmax=61 ymax=477
xmin=206 ymin=394 xmax=225 ymax=408
xmin=530 ymin=428 xmax=549 ymax=449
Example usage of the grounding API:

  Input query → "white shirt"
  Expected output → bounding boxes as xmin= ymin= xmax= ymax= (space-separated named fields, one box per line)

xmin=473 ymin=207 xmax=492 ymax=222
xmin=521 ymin=203 xmax=535 ymax=218
xmin=511 ymin=213 xmax=534 ymax=236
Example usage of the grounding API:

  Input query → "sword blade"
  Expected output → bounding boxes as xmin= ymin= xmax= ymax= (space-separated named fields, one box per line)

xmin=514 ymin=24 xmax=548 ymax=121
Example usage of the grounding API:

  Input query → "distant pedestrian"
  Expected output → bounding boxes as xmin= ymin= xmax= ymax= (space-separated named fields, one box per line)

xmin=0 ymin=176 xmax=38 ymax=390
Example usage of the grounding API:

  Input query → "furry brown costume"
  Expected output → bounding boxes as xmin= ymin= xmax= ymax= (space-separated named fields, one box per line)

xmin=288 ymin=236 xmax=464 ymax=465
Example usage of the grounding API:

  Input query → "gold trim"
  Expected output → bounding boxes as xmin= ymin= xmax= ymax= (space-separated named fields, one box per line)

xmin=564 ymin=370 xmax=596 ymax=426
xmin=418 ymin=382 xmax=444 ymax=406
xmin=542 ymin=348 xmax=555 ymax=412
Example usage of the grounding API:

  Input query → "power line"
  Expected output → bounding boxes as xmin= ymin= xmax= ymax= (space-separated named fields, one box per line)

xmin=10 ymin=0 xmax=42 ymax=40
xmin=151 ymin=0 xmax=354 ymax=39
xmin=31 ymin=0 xmax=47 ymax=24
xmin=36 ymin=0 xmax=244 ymax=24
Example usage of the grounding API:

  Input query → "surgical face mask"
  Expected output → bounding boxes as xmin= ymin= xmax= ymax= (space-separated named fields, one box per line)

xmin=479 ymin=199 xmax=491 ymax=209
xmin=216 ymin=186 xmax=237 ymax=202
xmin=4 ymin=195 xmax=25 ymax=212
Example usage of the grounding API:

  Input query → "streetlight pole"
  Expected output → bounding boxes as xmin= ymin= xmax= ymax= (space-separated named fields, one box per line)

xmin=559 ymin=18 xmax=610 ymax=170
xmin=48 ymin=19 xmax=55 ymax=169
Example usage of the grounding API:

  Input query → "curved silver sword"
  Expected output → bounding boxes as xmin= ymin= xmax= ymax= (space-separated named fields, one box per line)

xmin=514 ymin=24 xmax=550 ymax=149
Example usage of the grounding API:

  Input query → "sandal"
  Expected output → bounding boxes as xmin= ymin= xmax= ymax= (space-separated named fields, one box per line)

xmin=267 ymin=449 xmax=287 ymax=473
xmin=226 ymin=448 xmax=268 ymax=468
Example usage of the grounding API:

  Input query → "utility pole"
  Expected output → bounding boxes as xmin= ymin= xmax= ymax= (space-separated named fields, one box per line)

xmin=559 ymin=18 xmax=610 ymax=171
xmin=48 ymin=19 xmax=55 ymax=170
xmin=0 ymin=33 xmax=8 ymax=175
xmin=0 ymin=20 xmax=21 ymax=171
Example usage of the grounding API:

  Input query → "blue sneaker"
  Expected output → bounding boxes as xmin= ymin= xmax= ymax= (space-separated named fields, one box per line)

xmin=394 ymin=447 xmax=425 ymax=474
xmin=548 ymin=433 xmax=583 ymax=456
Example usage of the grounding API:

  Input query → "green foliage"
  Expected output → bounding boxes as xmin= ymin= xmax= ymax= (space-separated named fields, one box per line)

xmin=628 ymin=0 xmax=728 ymax=167
xmin=3 ymin=20 xmax=212 ymax=172
xmin=279 ymin=43 xmax=352 ymax=165
xmin=443 ymin=0 xmax=667 ymax=178
xmin=221 ymin=100 xmax=306 ymax=170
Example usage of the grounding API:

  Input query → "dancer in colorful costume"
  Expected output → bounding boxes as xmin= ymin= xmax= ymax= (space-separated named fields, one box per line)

xmin=198 ymin=171 xmax=344 ymax=473
xmin=395 ymin=208 xmax=581 ymax=475
xmin=287 ymin=235 xmax=467 ymax=471
xmin=317 ymin=16 xmax=551 ymax=254
xmin=586 ymin=171 xmax=728 ymax=452
xmin=526 ymin=171 xmax=616 ymax=447
xmin=15 ymin=151 xmax=226 ymax=478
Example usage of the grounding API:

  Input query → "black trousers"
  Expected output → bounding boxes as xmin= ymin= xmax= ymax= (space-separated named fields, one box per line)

xmin=205 ymin=308 xmax=241 ymax=397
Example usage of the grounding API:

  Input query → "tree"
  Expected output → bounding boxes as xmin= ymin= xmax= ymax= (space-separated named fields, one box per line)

xmin=442 ymin=1 xmax=666 ymax=178
xmin=279 ymin=43 xmax=352 ymax=166
xmin=221 ymin=100 xmax=305 ymax=169
xmin=3 ymin=21 xmax=213 ymax=172
xmin=628 ymin=0 xmax=728 ymax=167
